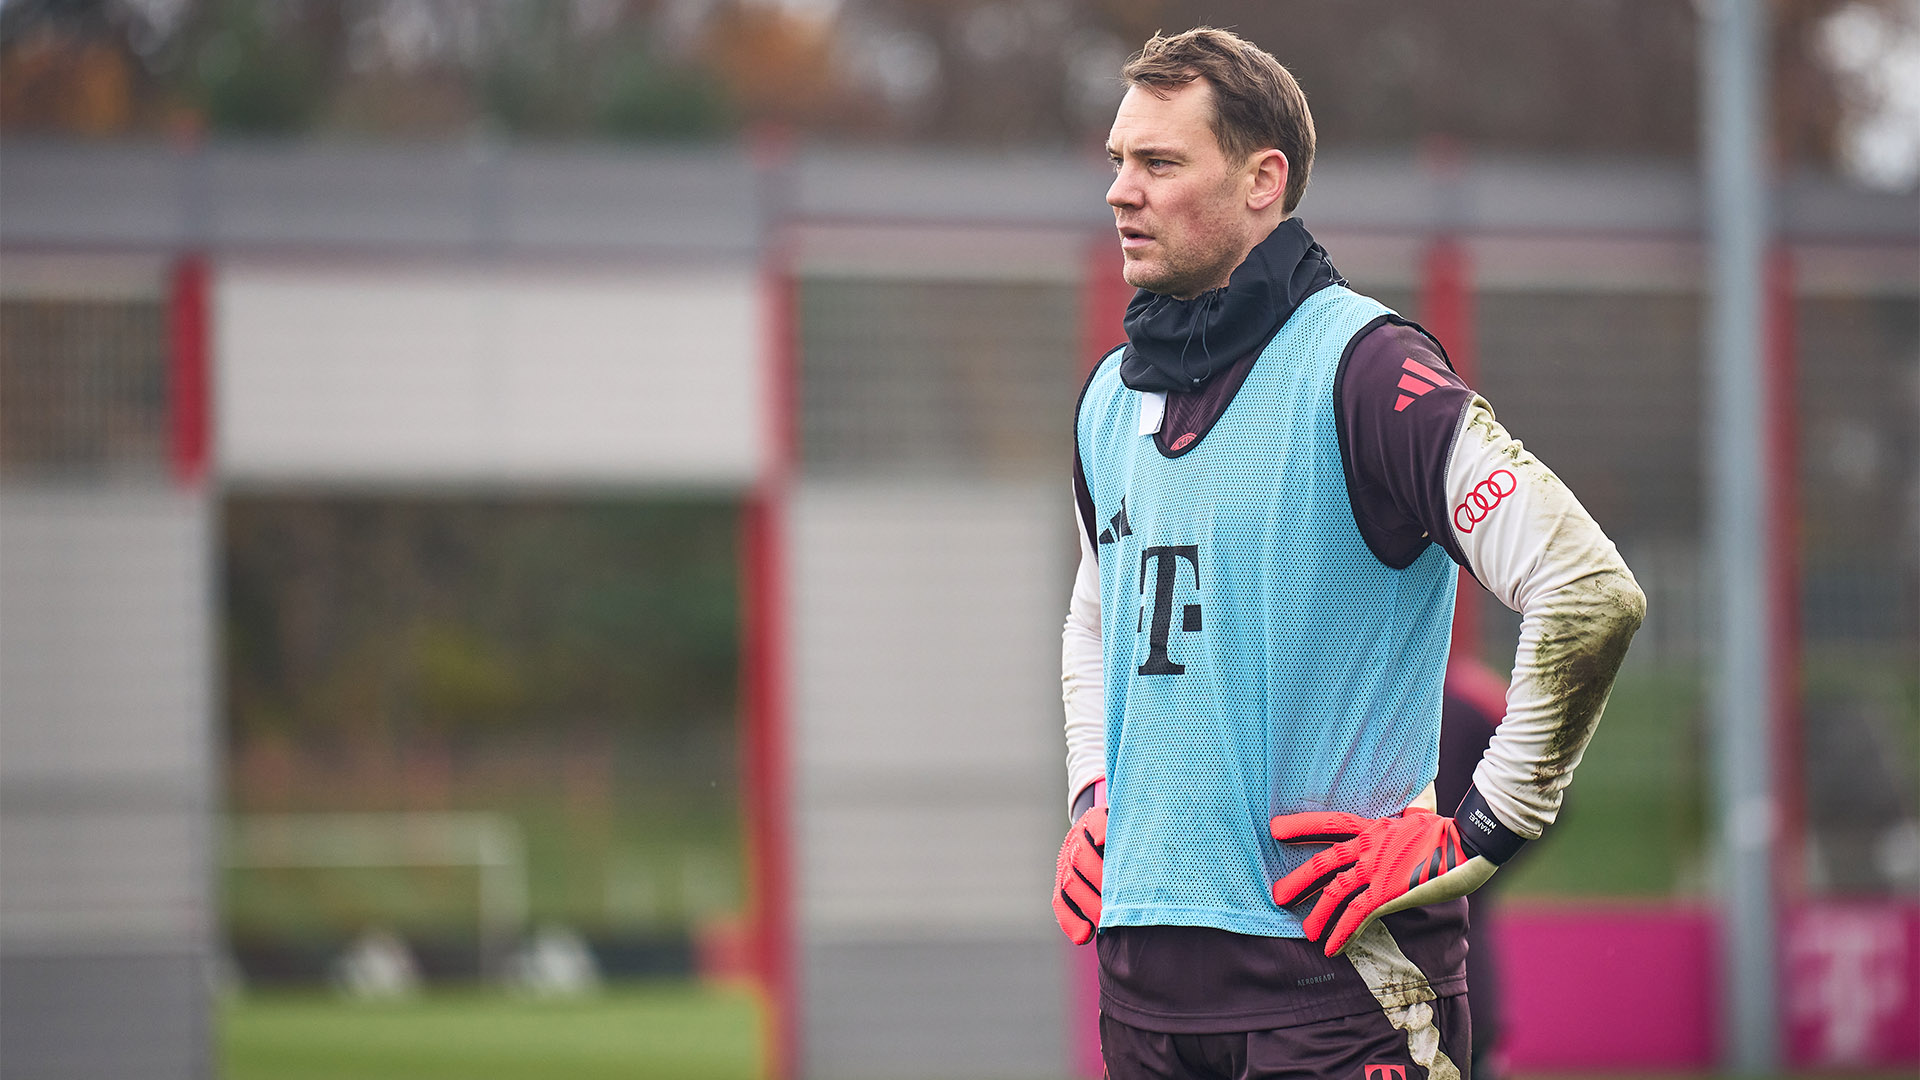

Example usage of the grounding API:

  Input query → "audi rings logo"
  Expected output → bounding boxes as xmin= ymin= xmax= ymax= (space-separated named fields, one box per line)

xmin=1454 ymin=470 xmax=1517 ymax=534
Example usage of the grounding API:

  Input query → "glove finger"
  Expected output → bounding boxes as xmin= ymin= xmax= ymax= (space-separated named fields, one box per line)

xmin=1052 ymin=891 xmax=1094 ymax=945
xmin=1070 ymin=834 xmax=1104 ymax=891
xmin=1305 ymin=868 xmax=1367 ymax=945
xmin=1323 ymin=884 xmax=1383 ymax=957
xmin=1055 ymin=827 xmax=1079 ymax=878
xmin=1055 ymin=820 xmax=1099 ymax=881
xmin=1270 ymin=843 xmax=1354 ymax=906
xmin=1269 ymin=811 xmax=1370 ymax=844
xmin=1067 ymin=814 xmax=1113 ymax=883
xmin=1310 ymin=876 xmax=1370 ymax=953
xmin=1297 ymin=857 xmax=1359 ymax=933
xmin=1060 ymin=865 xmax=1101 ymax=917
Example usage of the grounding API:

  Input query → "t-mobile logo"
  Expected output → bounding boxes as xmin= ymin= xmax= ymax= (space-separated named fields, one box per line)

xmin=1136 ymin=545 xmax=1202 ymax=676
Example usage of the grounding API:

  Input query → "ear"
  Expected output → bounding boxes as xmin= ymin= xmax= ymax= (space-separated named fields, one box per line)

xmin=1246 ymin=149 xmax=1288 ymax=213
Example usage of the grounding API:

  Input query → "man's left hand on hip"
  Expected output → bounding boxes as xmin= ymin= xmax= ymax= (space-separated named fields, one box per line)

xmin=1270 ymin=807 xmax=1498 ymax=956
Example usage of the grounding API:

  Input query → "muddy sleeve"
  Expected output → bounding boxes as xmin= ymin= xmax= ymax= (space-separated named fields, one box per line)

xmin=1444 ymin=397 xmax=1646 ymax=840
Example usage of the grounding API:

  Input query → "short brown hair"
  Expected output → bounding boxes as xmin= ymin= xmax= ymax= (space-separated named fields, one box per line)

xmin=1122 ymin=28 xmax=1315 ymax=214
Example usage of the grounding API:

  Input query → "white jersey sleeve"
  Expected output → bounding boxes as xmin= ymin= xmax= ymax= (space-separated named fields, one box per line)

xmin=1445 ymin=396 xmax=1647 ymax=839
xmin=1062 ymin=500 xmax=1107 ymax=818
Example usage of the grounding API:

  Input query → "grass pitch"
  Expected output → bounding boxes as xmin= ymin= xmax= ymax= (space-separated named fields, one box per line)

xmin=221 ymin=983 xmax=763 ymax=1080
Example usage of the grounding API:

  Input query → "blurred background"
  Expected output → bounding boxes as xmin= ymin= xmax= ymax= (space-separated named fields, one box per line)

xmin=0 ymin=1 xmax=1914 ymax=1079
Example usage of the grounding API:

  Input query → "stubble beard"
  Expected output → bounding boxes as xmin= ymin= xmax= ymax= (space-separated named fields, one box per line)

xmin=1125 ymin=169 xmax=1260 ymax=298
xmin=1122 ymin=243 xmax=1237 ymax=300
xmin=1120 ymin=208 xmax=1247 ymax=299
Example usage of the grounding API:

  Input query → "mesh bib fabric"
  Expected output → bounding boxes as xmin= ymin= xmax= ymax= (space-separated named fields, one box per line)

xmin=1076 ymin=285 xmax=1457 ymax=938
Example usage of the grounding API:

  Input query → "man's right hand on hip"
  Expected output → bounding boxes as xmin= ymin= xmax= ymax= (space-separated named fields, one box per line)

xmin=1053 ymin=806 xmax=1107 ymax=944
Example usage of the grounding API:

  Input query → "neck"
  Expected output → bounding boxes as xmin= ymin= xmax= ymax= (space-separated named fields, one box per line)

xmin=1179 ymin=216 xmax=1289 ymax=300
xmin=1118 ymin=217 xmax=1336 ymax=394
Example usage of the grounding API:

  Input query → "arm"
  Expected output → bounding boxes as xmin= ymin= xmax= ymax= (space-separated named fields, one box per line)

xmin=1063 ymin=500 xmax=1106 ymax=819
xmin=1055 ymin=498 xmax=1109 ymax=945
xmin=1336 ymin=318 xmax=1643 ymax=844
xmin=1445 ymin=396 xmax=1645 ymax=842
xmin=1273 ymin=321 xmax=1645 ymax=955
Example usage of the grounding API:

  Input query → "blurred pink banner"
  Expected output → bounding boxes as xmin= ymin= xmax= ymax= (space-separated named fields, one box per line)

xmin=1499 ymin=905 xmax=1719 ymax=1069
xmin=1499 ymin=901 xmax=1920 ymax=1071
xmin=1067 ymin=901 xmax=1920 ymax=1073
xmin=1784 ymin=901 xmax=1920 ymax=1068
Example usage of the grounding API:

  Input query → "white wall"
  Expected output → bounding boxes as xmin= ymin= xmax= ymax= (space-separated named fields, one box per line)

xmin=216 ymin=261 xmax=767 ymax=486
xmin=0 ymin=490 xmax=212 ymax=946
xmin=789 ymin=480 xmax=1072 ymax=1078
xmin=0 ymin=490 xmax=214 ymax=1080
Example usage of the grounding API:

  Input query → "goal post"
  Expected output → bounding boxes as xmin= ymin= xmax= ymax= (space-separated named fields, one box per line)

xmin=225 ymin=811 xmax=529 ymax=979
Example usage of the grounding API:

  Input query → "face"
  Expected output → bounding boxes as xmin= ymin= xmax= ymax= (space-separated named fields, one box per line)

xmin=1106 ymin=80 xmax=1272 ymax=298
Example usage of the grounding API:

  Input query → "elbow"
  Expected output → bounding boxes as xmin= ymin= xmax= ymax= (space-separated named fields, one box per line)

xmin=1612 ymin=568 xmax=1643 ymax=634
xmin=1581 ymin=568 xmax=1646 ymax=672
xmin=1544 ymin=565 xmax=1645 ymax=664
xmin=1550 ymin=564 xmax=1645 ymax=639
xmin=1609 ymin=568 xmax=1647 ymax=637
xmin=1581 ymin=568 xmax=1645 ymax=660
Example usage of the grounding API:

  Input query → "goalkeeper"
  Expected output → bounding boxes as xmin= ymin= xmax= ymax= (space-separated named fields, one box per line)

xmin=1054 ymin=27 xmax=1644 ymax=1079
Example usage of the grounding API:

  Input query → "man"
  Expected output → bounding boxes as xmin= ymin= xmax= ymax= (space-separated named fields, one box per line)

xmin=1051 ymin=28 xmax=1644 ymax=1079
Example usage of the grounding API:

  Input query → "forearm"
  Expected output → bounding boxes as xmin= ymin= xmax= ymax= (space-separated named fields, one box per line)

xmin=1474 ymin=564 xmax=1643 ymax=837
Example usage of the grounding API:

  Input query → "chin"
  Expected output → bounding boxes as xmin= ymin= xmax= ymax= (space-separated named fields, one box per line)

xmin=1122 ymin=261 xmax=1173 ymax=294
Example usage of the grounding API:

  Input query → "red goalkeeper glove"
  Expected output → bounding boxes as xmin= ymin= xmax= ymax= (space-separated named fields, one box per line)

xmin=1052 ymin=805 xmax=1106 ymax=945
xmin=1270 ymin=797 xmax=1517 ymax=957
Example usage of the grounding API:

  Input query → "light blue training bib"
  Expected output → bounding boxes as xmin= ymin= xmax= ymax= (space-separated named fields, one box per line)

xmin=1076 ymin=285 xmax=1456 ymax=938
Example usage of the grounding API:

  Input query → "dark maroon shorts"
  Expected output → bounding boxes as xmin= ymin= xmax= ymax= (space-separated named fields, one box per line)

xmin=1099 ymin=995 xmax=1471 ymax=1080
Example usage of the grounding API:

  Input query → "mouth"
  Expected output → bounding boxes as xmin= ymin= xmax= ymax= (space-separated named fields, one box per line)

xmin=1117 ymin=225 xmax=1154 ymax=252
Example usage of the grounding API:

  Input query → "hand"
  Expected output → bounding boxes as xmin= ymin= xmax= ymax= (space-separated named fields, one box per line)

xmin=1270 ymin=807 xmax=1496 ymax=957
xmin=1052 ymin=806 xmax=1107 ymax=945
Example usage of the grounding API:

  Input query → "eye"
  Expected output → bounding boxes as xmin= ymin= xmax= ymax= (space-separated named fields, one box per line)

xmin=1108 ymin=154 xmax=1123 ymax=173
xmin=1148 ymin=158 xmax=1174 ymax=171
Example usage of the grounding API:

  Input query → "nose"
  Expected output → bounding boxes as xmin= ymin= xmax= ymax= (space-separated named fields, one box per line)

xmin=1107 ymin=164 xmax=1140 ymax=211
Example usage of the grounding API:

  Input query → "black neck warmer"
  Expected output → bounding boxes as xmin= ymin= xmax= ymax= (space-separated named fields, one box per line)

xmin=1118 ymin=217 xmax=1343 ymax=393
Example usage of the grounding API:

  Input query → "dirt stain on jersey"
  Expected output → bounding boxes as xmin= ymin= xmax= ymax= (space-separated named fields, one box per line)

xmin=1527 ymin=573 xmax=1646 ymax=792
xmin=1465 ymin=406 xmax=1562 ymax=489
xmin=1465 ymin=398 xmax=1645 ymax=794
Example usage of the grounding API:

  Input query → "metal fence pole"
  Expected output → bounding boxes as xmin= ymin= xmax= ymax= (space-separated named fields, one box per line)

xmin=1701 ymin=0 xmax=1780 ymax=1073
